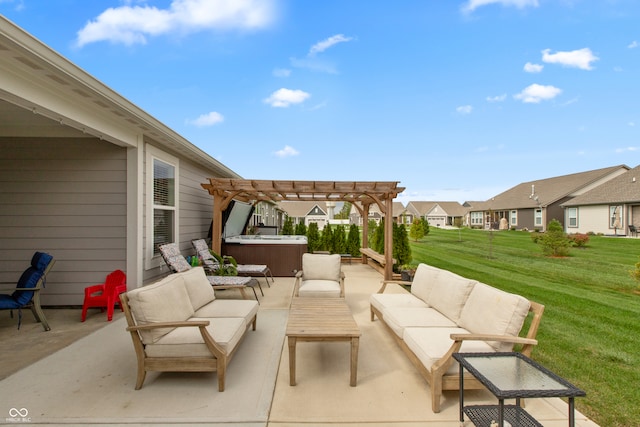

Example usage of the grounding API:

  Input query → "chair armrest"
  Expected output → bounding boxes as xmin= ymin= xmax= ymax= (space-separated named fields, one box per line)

xmin=450 ymin=333 xmax=538 ymax=346
xmin=431 ymin=334 xmax=538 ymax=375
xmin=127 ymin=320 xmax=210 ymax=332
xmin=84 ymin=284 xmax=105 ymax=296
xmin=14 ymin=287 xmax=43 ymax=292
xmin=377 ymin=279 xmax=412 ymax=294
xmin=295 ymin=270 xmax=303 ymax=278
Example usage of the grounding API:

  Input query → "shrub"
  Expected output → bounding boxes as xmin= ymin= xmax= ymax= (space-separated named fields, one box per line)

xmin=538 ymin=219 xmax=570 ymax=257
xmin=569 ymin=233 xmax=590 ymax=247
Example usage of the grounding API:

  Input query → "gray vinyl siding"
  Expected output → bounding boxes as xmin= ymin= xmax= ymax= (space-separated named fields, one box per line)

xmin=0 ymin=137 xmax=127 ymax=306
xmin=141 ymin=143 xmax=225 ymax=284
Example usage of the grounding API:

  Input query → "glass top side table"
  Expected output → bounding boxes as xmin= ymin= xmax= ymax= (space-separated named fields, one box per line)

xmin=453 ymin=352 xmax=585 ymax=427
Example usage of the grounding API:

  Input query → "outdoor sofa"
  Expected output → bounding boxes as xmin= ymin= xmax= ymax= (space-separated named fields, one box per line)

xmin=120 ymin=266 xmax=258 ymax=391
xmin=370 ymin=263 xmax=544 ymax=412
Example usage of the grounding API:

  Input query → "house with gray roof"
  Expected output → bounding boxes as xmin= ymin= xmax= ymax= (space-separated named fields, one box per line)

xmin=279 ymin=201 xmax=331 ymax=230
xmin=468 ymin=165 xmax=629 ymax=231
xmin=406 ymin=201 xmax=467 ymax=228
xmin=561 ymin=165 xmax=640 ymax=236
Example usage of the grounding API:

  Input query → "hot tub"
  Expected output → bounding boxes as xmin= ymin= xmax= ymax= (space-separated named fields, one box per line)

xmin=223 ymin=235 xmax=308 ymax=277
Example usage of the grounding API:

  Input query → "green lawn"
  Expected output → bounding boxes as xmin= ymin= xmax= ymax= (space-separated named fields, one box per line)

xmin=408 ymin=227 xmax=640 ymax=427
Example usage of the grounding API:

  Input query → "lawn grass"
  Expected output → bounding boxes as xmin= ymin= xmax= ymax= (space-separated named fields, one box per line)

xmin=408 ymin=227 xmax=640 ymax=427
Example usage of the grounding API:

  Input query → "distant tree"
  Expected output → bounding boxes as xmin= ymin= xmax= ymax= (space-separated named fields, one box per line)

xmin=294 ymin=221 xmax=307 ymax=236
xmin=333 ymin=225 xmax=346 ymax=254
xmin=306 ymin=222 xmax=321 ymax=253
xmin=409 ymin=218 xmax=426 ymax=242
xmin=281 ymin=217 xmax=294 ymax=235
xmin=538 ymin=219 xmax=570 ymax=257
xmin=367 ymin=219 xmax=378 ymax=246
xmin=320 ymin=223 xmax=333 ymax=252
xmin=393 ymin=223 xmax=412 ymax=270
xmin=372 ymin=219 xmax=385 ymax=253
xmin=335 ymin=202 xmax=352 ymax=219
xmin=347 ymin=224 xmax=361 ymax=256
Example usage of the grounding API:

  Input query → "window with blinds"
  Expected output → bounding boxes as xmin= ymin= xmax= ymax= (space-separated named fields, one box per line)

xmin=153 ymin=158 xmax=176 ymax=255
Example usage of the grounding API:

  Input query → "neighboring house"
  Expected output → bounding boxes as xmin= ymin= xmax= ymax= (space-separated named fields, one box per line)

xmin=349 ymin=202 xmax=383 ymax=226
xmin=279 ymin=201 xmax=330 ymax=230
xmin=561 ymin=165 xmax=640 ymax=236
xmin=468 ymin=165 xmax=629 ymax=231
xmin=0 ymin=17 xmax=241 ymax=305
xmin=249 ymin=200 xmax=284 ymax=234
xmin=393 ymin=202 xmax=410 ymax=225
xmin=406 ymin=201 xmax=466 ymax=228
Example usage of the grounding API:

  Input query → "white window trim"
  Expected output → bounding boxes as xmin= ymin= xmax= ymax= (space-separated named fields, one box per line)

xmin=534 ymin=209 xmax=542 ymax=227
xmin=145 ymin=146 xmax=179 ymax=270
xmin=510 ymin=210 xmax=517 ymax=226
xmin=568 ymin=207 xmax=578 ymax=228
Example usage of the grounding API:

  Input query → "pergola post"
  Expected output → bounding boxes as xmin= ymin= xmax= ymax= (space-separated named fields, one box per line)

xmin=211 ymin=191 xmax=224 ymax=255
xmin=360 ymin=202 xmax=370 ymax=265
xmin=384 ymin=196 xmax=394 ymax=281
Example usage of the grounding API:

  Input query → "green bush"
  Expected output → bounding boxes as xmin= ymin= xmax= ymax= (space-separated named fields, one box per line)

xmin=568 ymin=233 xmax=590 ymax=247
xmin=346 ymin=224 xmax=361 ymax=256
xmin=538 ymin=219 xmax=570 ymax=257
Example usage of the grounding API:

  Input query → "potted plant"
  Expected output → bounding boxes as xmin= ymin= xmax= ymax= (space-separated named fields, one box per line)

xmin=209 ymin=250 xmax=238 ymax=276
xmin=399 ymin=264 xmax=416 ymax=282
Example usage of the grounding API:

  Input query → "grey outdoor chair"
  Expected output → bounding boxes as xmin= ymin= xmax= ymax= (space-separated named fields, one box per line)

xmin=191 ymin=239 xmax=274 ymax=293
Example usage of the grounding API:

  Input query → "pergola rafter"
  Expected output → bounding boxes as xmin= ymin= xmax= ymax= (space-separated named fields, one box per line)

xmin=201 ymin=179 xmax=405 ymax=280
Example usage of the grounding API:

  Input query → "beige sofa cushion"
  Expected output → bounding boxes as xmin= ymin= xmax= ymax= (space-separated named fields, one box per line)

xmin=403 ymin=327 xmax=495 ymax=375
xmin=370 ymin=293 xmax=429 ymax=315
xmin=425 ymin=269 xmax=476 ymax=323
xmin=302 ymin=253 xmax=341 ymax=281
xmin=180 ymin=267 xmax=216 ymax=310
xmin=458 ymin=282 xmax=531 ymax=351
xmin=194 ymin=299 xmax=259 ymax=323
xmin=299 ymin=279 xmax=342 ymax=298
xmin=145 ymin=317 xmax=247 ymax=358
xmin=410 ymin=263 xmax=442 ymax=302
xmin=127 ymin=273 xmax=195 ymax=344
xmin=382 ymin=307 xmax=457 ymax=338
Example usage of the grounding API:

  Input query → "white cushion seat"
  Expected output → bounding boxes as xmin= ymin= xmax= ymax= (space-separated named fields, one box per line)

xmin=382 ymin=307 xmax=457 ymax=338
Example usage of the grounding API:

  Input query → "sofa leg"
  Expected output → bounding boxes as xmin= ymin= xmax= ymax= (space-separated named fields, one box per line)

xmin=431 ymin=380 xmax=442 ymax=413
xmin=134 ymin=368 xmax=146 ymax=390
xmin=217 ymin=358 xmax=227 ymax=392
xmin=370 ymin=308 xmax=375 ymax=321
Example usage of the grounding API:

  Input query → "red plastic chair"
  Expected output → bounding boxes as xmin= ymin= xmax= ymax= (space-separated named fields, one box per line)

xmin=81 ymin=270 xmax=127 ymax=322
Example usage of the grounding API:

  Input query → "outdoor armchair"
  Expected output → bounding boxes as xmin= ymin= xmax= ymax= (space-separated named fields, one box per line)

xmin=0 ymin=251 xmax=55 ymax=331
xmin=81 ymin=269 xmax=127 ymax=322
xmin=294 ymin=253 xmax=345 ymax=298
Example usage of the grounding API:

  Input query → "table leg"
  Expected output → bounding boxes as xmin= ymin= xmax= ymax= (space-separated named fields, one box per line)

xmin=288 ymin=336 xmax=297 ymax=386
xmin=239 ymin=287 xmax=248 ymax=300
xmin=569 ymin=397 xmax=575 ymax=427
xmin=350 ymin=337 xmax=359 ymax=386
xmin=458 ymin=363 xmax=464 ymax=423
xmin=499 ymin=398 xmax=504 ymax=427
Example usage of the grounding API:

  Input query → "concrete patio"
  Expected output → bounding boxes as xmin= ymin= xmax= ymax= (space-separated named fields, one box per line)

xmin=0 ymin=263 xmax=599 ymax=426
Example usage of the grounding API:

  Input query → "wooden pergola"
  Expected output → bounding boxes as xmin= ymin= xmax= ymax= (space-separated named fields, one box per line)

xmin=201 ymin=179 xmax=405 ymax=280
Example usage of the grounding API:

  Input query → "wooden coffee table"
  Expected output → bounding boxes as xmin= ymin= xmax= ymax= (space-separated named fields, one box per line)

xmin=286 ymin=297 xmax=361 ymax=386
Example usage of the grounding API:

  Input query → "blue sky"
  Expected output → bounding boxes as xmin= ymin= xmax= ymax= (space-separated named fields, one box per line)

xmin=1 ymin=0 xmax=639 ymax=203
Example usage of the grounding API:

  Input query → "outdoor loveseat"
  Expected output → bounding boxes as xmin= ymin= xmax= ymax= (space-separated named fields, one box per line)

xmin=120 ymin=267 xmax=258 ymax=391
xmin=370 ymin=263 xmax=544 ymax=412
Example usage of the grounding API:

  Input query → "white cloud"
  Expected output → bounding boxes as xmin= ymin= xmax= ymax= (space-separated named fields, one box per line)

xmin=486 ymin=94 xmax=507 ymax=102
xmin=456 ymin=105 xmax=473 ymax=114
xmin=186 ymin=111 xmax=224 ymax=127
xmin=75 ymin=0 xmax=276 ymax=47
xmin=629 ymin=41 xmax=639 ymax=49
xmin=263 ymin=88 xmax=310 ymax=107
xmin=628 ymin=122 xmax=636 ymax=127
xmin=274 ymin=145 xmax=300 ymax=157
xmin=541 ymin=48 xmax=599 ymax=70
xmin=524 ymin=62 xmax=543 ymax=73
xmin=514 ymin=83 xmax=562 ymax=103
xmin=615 ymin=147 xmax=638 ymax=153
xmin=308 ymin=34 xmax=353 ymax=56
xmin=461 ymin=0 xmax=538 ymax=14
xmin=272 ymin=68 xmax=291 ymax=77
